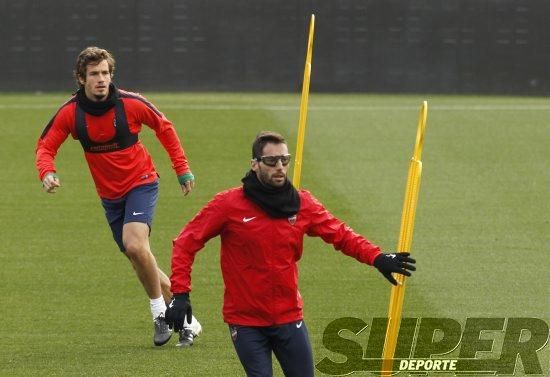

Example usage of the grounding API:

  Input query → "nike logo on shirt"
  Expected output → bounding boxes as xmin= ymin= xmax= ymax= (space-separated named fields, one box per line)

xmin=242 ymin=216 xmax=256 ymax=223
xmin=133 ymin=212 xmax=145 ymax=216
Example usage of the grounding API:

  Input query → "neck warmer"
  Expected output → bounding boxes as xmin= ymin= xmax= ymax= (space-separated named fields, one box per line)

xmin=241 ymin=170 xmax=300 ymax=218
xmin=76 ymin=83 xmax=117 ymax=116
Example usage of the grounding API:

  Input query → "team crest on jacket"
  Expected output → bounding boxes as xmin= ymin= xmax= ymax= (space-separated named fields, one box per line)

xmin=288 ymin=215 xmax=297 ymax=225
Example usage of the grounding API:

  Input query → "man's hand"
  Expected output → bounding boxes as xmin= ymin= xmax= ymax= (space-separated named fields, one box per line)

xmin=178 ymin=173 xmax=195 ymax=196
xmin=373 ymin=252 xmax=416 ymax=285
xmin=165 ymin=293 xmax=192 ymax=331
xmin=42 ymin=172 xmax=61 ymax=194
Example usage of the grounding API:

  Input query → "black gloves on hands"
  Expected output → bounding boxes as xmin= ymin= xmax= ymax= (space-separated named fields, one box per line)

xmin=165 ymin=293 xmax=192 ymax=331
xmin=373 ymin=252 xmax=416 ymax=285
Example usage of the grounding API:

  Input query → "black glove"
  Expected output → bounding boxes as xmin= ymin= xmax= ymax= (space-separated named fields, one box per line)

xmin=373 ymin=252 xmax=416 ymax=285
xmin=165 ymin=293 xmax=192 ymax=331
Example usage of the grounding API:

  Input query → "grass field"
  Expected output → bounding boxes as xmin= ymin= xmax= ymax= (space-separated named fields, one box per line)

xmin=1 ymin=92 xmax=549 ymax=376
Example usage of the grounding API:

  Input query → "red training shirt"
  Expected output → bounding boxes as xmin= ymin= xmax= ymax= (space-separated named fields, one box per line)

xmin=35 ymin=89 xmax=190 ymax=199
xmin=171 ymin=187 xmax=382 ymax=326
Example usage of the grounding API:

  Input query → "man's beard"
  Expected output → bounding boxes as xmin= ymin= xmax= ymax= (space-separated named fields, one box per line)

xmin=257 ymin=168 xmax=286 ymax=188
xmin=93 ymin=93 xmax=107 ymax=101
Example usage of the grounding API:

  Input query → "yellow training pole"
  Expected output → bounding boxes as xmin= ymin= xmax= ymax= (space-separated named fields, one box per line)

xmin=292 ymin=14 xmax=315 ymax=189
xmin=381 ymin=101 xmax=428 ymax=376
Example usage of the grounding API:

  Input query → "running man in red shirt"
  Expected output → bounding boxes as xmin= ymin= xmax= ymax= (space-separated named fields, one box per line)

xmin=166 ymin=131 xmax=416 ymax=376
xmin=36 ymin=46 xmax=201 ymax=347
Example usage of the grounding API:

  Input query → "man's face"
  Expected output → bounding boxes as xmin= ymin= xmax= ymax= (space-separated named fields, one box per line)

xmin=251 ymin=142 xmax=290 ymax=188
xmin=78 ymin=59 xmax=112 ymax=101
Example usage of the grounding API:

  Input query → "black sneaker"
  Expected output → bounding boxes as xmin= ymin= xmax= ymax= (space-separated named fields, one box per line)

xmin=176 ymin=327 xmax=194 ymax=347
xmin=153 ymin=314 xmax=172 ymax=346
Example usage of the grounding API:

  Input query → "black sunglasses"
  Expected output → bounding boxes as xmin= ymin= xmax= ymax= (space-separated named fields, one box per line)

xmin=255 ymin=154 xmax=292 ymax=167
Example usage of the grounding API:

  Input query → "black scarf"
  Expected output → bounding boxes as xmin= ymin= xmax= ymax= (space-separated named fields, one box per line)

xmin=241 ymin=170 xmax=300 ymax=218
xmin=76 ymin=83 xmax=117 ymax=116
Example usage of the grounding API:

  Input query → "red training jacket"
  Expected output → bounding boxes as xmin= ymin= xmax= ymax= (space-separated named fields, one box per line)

xmin=35 ymin=89 xmax=190 ymax=199
xmin=171 ymin=187 xmax=382 ymax=326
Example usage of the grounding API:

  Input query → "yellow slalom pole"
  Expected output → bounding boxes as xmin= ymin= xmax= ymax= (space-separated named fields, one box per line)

xmin=381 ymin=101 xmax=428 ymax=376
xmin=292 ymin=14 xmax=315 ymax=189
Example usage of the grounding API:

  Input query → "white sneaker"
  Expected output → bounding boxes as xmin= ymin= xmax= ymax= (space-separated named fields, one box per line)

xmin=189 ymin=315 xmax=202 ymax=338
xmin=176 ymin=327 xmax=193 ymax=347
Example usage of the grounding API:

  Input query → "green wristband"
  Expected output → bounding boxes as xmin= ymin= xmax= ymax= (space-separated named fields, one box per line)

xmin=178 ymin=172 xmax=195 ymax=185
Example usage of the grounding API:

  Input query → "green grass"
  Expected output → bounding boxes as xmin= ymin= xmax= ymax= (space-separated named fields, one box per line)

xmin=1 ymin=92 xmax=549 ymax=376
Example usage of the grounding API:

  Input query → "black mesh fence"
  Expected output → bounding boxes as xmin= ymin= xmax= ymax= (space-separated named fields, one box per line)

xmin=1 ymin=0 xmax=548 ymax=94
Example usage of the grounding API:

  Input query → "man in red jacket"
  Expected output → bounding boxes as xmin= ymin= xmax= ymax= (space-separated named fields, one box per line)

xmin=166 ymin=131 xmax=416 ymax=376
xmin=35 ymin=46 xmax=201 ymax=347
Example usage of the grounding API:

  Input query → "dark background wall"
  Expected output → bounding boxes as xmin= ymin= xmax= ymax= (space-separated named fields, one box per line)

xmin=1 ymin=0 xmax=549 ymax=94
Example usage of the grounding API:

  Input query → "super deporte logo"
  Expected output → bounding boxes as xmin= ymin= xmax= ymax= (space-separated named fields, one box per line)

xmin=316 ymin=317 xmax=549 ymax=376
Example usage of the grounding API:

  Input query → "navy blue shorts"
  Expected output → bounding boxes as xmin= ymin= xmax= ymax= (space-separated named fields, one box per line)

xmin=101 ymin=181 xmax=159 ymax=252
xmin=228 ymin=320 xmax=314 ymax=377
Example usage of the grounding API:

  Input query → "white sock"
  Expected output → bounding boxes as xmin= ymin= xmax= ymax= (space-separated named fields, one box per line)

xmin=150 ymin=296 xmax=166 ymax=320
